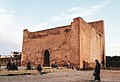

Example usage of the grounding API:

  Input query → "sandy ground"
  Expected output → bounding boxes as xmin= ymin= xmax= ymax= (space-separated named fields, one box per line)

xmin=0 ymin=68 xmax=120 ymax=82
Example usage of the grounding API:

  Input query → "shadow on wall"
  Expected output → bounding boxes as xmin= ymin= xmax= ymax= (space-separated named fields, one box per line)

xmin=51 ymin=60 xmax=68 ymax=67
xmin=51 ymin=60 xmax=97 ymax=70
xmin=83 ymin=60 xmax=95 ymax=70
xmin=51 ymin=60 xmax=77 ymax=68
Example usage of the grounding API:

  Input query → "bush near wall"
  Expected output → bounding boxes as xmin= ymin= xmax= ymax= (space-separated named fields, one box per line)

xmin=106 ymin=56 xmax=120 ymax=67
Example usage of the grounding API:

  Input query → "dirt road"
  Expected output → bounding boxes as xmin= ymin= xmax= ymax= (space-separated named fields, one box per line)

xmin=0 ymin=69 xmax=120 ymax=82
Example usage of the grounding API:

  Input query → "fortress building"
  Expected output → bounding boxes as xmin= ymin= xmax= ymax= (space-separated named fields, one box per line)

xmin=21 ymin=17 xmax=106 ymax=69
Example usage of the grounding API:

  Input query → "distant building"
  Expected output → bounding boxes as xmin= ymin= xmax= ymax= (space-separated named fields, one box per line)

xmin=0 ymin=52 xmax=21 ymax=66
xmin=0 ymin=55 xmax=11 ymax=66
xmin=21 ymin=17 xmax=106 ymax=69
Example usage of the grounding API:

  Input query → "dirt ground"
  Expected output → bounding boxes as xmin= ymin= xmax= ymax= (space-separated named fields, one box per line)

xmin=0 ymin=68 xmax=120 ymax=82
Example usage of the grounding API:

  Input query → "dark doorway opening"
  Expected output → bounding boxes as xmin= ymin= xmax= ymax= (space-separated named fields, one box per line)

xmin=43 ymin=50 xmax=50 ymax=66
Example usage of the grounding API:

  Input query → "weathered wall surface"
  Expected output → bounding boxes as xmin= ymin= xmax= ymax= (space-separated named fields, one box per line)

xmin=79 ymin=19 xmax=105 ymax=69
xmin=88 ymin=21 xmax=106 ymax=68
xmin=21 ymin=24 xmax=80 ymax=67
xmin=21 ymin=17 xmax=105 ymax=69
xmin=70 ymin=18 xmax=81 ymax=68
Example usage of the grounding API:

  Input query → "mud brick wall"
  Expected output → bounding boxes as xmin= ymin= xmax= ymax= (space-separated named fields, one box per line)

xmin=21 ymin=17 xmax=105 ymax=69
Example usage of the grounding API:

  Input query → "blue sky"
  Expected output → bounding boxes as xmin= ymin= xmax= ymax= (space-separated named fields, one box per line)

xmin=0 ymin=0 xmax=120 ymax=56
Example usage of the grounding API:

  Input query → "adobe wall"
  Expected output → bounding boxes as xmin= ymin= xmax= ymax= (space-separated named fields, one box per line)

xmin=21 ymin=17 xmax=105 ymax=69
xmin=79 ymin=19 xmax=105 ymax=69
xmin=21 ymin=22 xmax=80 ymax=67
xmin=88 ymin=21 xmax=106 ymax=68
xmin=88 ymin=20 xmax=104 ymax=34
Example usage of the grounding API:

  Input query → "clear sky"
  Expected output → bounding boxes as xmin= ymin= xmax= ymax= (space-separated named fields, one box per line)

xmin=0 ymin=0 xmax=120 ymax=56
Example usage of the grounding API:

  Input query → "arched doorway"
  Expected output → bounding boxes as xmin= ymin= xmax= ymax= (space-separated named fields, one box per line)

xmin=43 ymin=50 xmax=50 ymax=66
